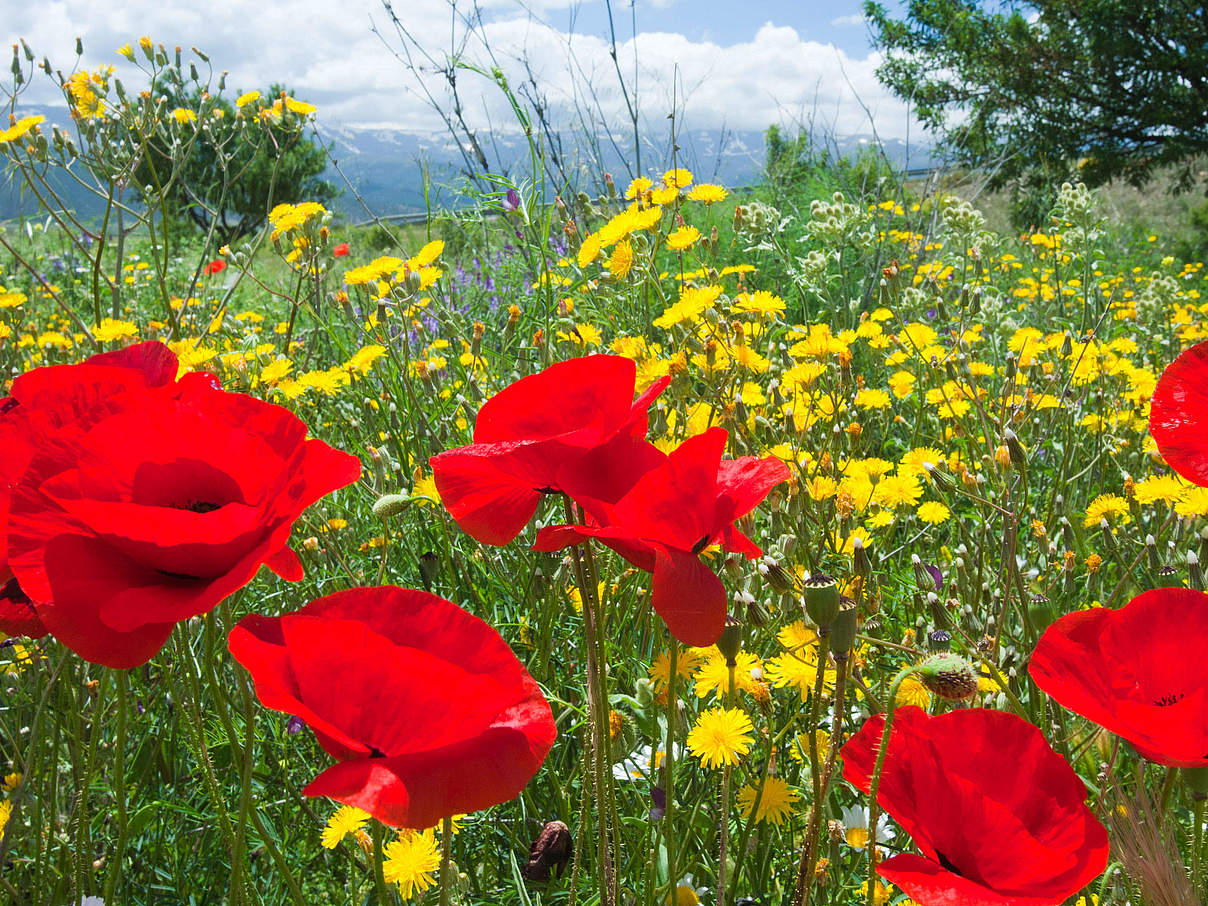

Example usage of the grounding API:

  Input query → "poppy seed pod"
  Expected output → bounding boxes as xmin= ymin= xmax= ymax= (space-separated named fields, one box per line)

xmin=917 ymin=653 xmax=979 ymax=701
xmin=802 ymin=574 xmax=840 ymax=627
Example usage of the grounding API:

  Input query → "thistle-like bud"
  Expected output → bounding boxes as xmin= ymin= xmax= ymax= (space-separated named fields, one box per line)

xmin=916 ymin=653 xmax=978 ymax=701
xmin=802 ymin=574 xmax=840 ymax=627
xmin=1190 ymin=551 xmax=1204 ymax=592
xmin=829 ymin=601 xmax=858 ymax=657
xmin=372 ymin=493 xmax=408 ymax=520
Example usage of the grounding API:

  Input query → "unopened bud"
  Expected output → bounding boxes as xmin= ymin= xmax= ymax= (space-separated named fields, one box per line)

xmin=372 ymin=493 xmax=409 ymax=520
xmin=916 ymin=653 xmax=978 ymax=701
xmin=716 ymin=616 xmax=742 ymax=666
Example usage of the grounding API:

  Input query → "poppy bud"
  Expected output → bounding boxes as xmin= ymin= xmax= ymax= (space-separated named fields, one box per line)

xmin=372 ymin=493 xmax=409 ymax=520
xmin=830 ymin=601 xmax=858 ymax=657
xmin=802 ymin=574 xmax=840 ymax=627
xmin=716 ymin=616 xmax=742 ymax=666
xmin=916 ymin=653 xmax=978 ymax=701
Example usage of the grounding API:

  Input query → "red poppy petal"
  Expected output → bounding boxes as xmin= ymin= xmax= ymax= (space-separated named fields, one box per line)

xmin=305 ymin=720 xmax=553 ymax=829
xmin=1151 ymin=340 xmax=1208 ymax=485
xmin=879 ymin=853 xmax=1053 ymax=906
xmin=1031 ymin=588 xmax=1208 ymax=767
xmin=611 ymin=428 xmax=728 ymax=550
xmin=230 ymin=586 xmax=556 ymax=826
xmin=431 ymin=449 xmax=542 ymax=545
xmin=265 ymin=547 xmax=304 ymax=581
xmin=715 ymin=454 xmax=790 ymax=524
xmin=651 ymin=545 xmax=727 ymax=646
xmin=531 ymin=524 xmax=590 ymax=551
xmin=473 ymin=355 xmax=636 ymax=445
xmin=843 ymin=707 xmax=1108 ymax=904
xmin=84 ymin=341 xmax=180 ymax=386
xmin=34 ymin=534 xmax=176 ymax=668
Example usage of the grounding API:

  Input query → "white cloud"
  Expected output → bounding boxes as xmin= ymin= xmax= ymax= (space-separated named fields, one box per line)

xmin=829 ymin=13 xmax=866 ymax=27
xmin=2 ymin=0 xmax=916 ymax=142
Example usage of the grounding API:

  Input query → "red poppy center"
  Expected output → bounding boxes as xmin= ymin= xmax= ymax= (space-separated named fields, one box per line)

xmin=935 ymin=850 xmax=964 ymax=876
xmin=1155 ymin=691 xmax=1186 ymax=707
xmin=130 ymin=459 xmax=246 ymax=514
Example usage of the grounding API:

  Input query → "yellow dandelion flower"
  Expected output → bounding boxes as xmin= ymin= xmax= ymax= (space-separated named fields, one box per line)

xmin=855 ymin=388 xmax=891 ymax=410
xmin=688 ymin=183 xmax=727 ymax=203
xmin=737 ymin=776 xmax=799 ymax=825
xmin=321 ymin=805 xmax=370 ymax=850
xmin=92 ymin=318 xmax=138 ymax=343
xmin=236 ymin=90 xmax=261 ymax=108
xmin=894 ymin=675 xmax=932 ymax=709
xmin=663 ymin=168 xmax=694 ymax=189
xmin=610 ymin=239 xmax=634 ymax=279
xmin=1083 ymin=493 xmax=1131 ymax=528
xmin=916 ymin=501 xmax=950 ymax=524
xmin=666 ymin=225 xmax=701 ymax=251
xmin=693 ymin=650 xmax=763 ymax=699
xmin=687 ymin=706 xmax=754 ymax=769
xmin=648 ymin=647 xmax=703 ymax=691
xmin=625 ymin=177 xmax=653 ymax=199
xmin=383 ymin=829 xmax=441 ymax=899
xmin=1132 ymin=474 xmax=1187 ymax=506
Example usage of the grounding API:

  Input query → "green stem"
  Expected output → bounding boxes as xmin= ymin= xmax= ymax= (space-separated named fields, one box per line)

xmin=665 ymin=639 xmax=679 ymax=900
xmin=101 ymin=669 xmax=129 ymax=903
xmin=563 ymin=496 xmax=615 ymax=906
xmin=372 ymin=822 xmax=393 ymax=905
xmin=799 ymin=658 xmax=849 ymax=906
xmin=865 ymin=666 xmax=924 ymax=906
xmin=791 ymin=631 xmax=832 ymax=906
xmin=440 ymin=816 xmax=454 ymax=906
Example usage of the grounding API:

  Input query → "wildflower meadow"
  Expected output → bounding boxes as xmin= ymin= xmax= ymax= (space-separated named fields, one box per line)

xmin=2 ymin=29 xmax=1208 ymax=906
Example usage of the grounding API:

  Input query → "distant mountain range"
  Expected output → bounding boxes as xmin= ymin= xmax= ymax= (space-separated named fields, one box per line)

xmin=0 ymin=104 xmax=934 ymax=223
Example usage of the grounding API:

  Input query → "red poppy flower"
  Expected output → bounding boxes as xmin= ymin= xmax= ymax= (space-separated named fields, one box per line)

xmin=228 ymin=585 xmax=556 ymax=828
xmin=532 ymin=427 xmax=789 ymax=646
xmin=333 ymin=242 xmax=350 ymax=257
xmin=1030 ymin=587 xmax=1208 ymax=767
xmin=430 ymin=355 xmax=670 ymax=545
xmin=842 ymin=707 xmax=1108 ymax=906
xmin=3 ymin=342 xmax=360 ymax=668
xmin=0 ymin=341 xmax=183 ymax=625
xmin=203 ymin=259 xmax=227 ymax=275
xmin=1150 ymin=340 xmax=1208 ymax=485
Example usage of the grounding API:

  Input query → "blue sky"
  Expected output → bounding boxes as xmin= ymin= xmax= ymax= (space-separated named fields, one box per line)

xmin=5 ymin=0 xmax=919 ymax=139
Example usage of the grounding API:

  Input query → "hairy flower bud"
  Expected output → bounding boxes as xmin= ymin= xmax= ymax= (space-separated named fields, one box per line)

xmin=916 ymin=654 xmax=978 ymax=701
